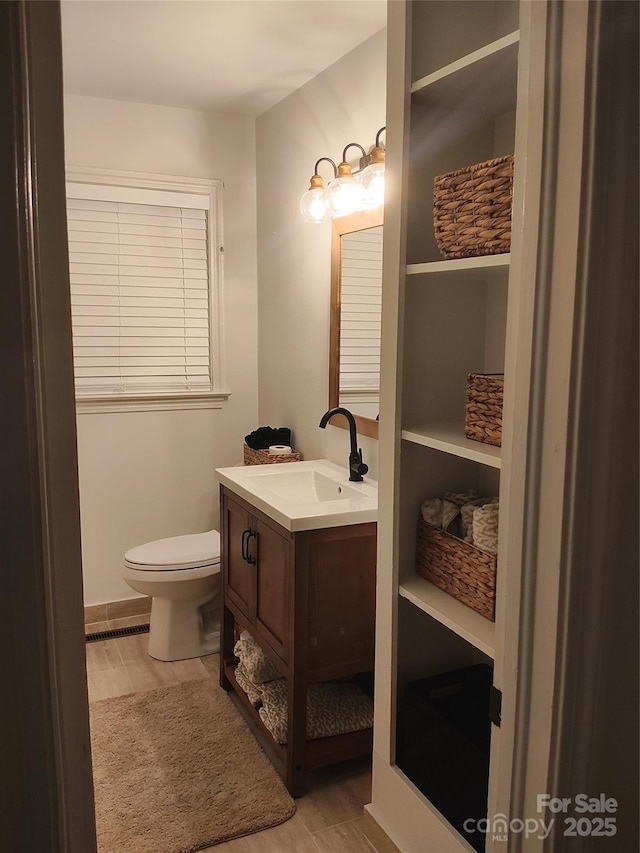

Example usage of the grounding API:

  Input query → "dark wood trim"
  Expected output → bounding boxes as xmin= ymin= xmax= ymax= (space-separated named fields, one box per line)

xmin=308 ymin=657 xmax=375 ymax=684
xmin=329 ymin=207 xmax=383 ymax=441
xmin=305 ymin=727 xmax=373 ymax=769
xmin=223 ymin=661 xmax=287 ymax=769
xmin=287 ymin=527 xmax=310 ymax=797
xmin=0 ymin=2 xmax=96 ymax=851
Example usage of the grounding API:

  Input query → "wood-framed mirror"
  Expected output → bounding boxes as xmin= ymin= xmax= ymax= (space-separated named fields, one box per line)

xmin=329 ymin=206 xmax=383 ymax=440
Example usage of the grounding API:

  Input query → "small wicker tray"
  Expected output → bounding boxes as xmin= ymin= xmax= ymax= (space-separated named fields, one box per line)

xmin=416 ymin=519 xmax=496 ymax=621
xmin=464 ymin=373 xmax=504 ymax=447
xmin=433 ymin=155 xmax=514 ymax=260
xmin=243 ymin=444 xmax=302 ymax=465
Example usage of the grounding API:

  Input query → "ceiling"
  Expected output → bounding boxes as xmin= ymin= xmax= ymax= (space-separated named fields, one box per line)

xmin=61 ymin=0 xmax=387 ymax=117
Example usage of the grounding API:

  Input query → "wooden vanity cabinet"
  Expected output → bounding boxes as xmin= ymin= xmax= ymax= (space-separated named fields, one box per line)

xmin=224 ymin=492 xmax=290 ymax=658
xmin=219 ymin=484 xmax=376 ymax=796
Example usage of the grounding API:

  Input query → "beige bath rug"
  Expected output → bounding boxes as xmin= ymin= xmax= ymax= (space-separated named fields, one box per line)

xmin=90 ymin=679 xmax=295 ymax=853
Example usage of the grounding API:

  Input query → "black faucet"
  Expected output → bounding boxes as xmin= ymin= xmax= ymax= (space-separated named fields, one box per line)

xmin=318 ymin=407 xmax=369 ymax=482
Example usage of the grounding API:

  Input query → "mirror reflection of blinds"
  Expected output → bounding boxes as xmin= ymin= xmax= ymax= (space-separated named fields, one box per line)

xmin=339 ymin=226 xmax=383 ymax=392
xmin=66 ymin=186 xmax=211 ymax=396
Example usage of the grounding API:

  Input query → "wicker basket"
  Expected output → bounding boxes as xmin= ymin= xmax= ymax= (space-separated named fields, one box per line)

xmin=433 ymin=155 xmax=514 ymax=260
xmin=416 ymin=519 xmax=496 ymax=621
xmin=464 ymin=373 xmax=504 ymax=447
xmin=243 ymin=444 xmax=302 ymax=465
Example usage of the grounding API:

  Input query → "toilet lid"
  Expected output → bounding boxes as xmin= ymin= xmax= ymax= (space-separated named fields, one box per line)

xmin=124 ymin=530 xmax=221 ymax=570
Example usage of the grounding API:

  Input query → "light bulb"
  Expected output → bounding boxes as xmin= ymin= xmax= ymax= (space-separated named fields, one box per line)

xmin=300 ymin=187 xmax=331 ymax=223
xmin=300 ymin=176 xmax=332 ymax=223
xmin=359 ymin=161 xmax=385 ymax=207
xmin=327 ymin=173 xmax=363 ymax=217
xmin=327 ymin=177 xmax=362 ymax=216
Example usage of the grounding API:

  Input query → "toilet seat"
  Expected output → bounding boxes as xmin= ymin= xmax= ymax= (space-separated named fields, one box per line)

xmin=124 ymin=530 xmax=221 ymax=572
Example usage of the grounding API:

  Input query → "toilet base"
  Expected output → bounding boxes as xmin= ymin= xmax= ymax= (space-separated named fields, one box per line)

xmin=147 ymin=592 xmax=220 ymax=662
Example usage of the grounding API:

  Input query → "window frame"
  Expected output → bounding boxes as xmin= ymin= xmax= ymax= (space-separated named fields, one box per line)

xmin=66 ymin=166 xmax=229 ymax=413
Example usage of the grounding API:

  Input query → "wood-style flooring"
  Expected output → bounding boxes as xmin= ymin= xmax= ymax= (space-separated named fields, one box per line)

xmin=86 ymin=615 xmax=398 ymax=853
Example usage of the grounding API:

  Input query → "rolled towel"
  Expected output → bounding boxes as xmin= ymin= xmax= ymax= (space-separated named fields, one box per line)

xmin=444 ymin=489 xmax=479 ymax=507
xmin=442 ymin=500 xmax=462 ymax=536
xmin=234 ymin=633 xmax=282 ymax=684
xmin=421 ymin=498 xmax=443 ymax=526
xmin=244 ymin=426 xmax=292 ymax=451
xmin=421 ymin=497 xmax=463 ymax=537
xmin=461 ymin=496 xmax=497 ymax=542
xmin=473 ymin=501 xmax=499 ymax=554
xmin=234 ymin=661 xmax=265 ymax=706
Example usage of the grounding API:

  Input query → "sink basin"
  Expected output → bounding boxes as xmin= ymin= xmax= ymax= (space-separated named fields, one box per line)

xmin=258 ymin=470 xmax=362 ymax=503
xmin=215 ymin=459 xmax=377 ymax=531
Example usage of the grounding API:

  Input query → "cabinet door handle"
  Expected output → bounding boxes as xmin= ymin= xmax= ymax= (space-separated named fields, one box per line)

xmin=241 ymin=528 xmax=251 ymax=562
xmin=246 ymin=530 xmax=257 ymax=565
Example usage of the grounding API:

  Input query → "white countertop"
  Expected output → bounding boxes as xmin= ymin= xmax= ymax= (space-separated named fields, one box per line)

xmin=215 ymin=458 xmax=378 ymax=532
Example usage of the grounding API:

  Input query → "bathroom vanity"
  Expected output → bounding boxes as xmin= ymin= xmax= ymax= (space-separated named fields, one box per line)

xmin=215 ymin=460 xmax=377 ymax=796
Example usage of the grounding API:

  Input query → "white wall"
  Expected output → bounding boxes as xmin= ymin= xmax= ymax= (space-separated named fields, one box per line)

xmin=256 ymin=31 xmax=387 ymax=476
xmin=64 ymin=95 xmax=258 ymax=605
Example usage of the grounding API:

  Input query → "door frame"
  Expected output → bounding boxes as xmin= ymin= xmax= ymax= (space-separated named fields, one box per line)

xmin=494 ymin=2 xmax=639 ymax=850
xmin=1 ymin=2 xmax=96 ymax=850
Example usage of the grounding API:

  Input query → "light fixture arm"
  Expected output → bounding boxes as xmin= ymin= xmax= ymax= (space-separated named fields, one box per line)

xmin=341 ymin=142 xmax=367 ymax=170
xmin=305 ymin=158 xmax=337 ymax=195
xmin=313 ymin=157 xmax=337 ymax=179
xmin=375 ymin=126 xmax=386 ymax=147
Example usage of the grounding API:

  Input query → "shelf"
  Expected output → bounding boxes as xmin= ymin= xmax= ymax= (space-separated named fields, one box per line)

xmin=399 ymin=576 xmax=495 ymax=658
xmin=406 ymin=254 xmax=510 ymax=280
xmin=411 ymin=32 xmax=519 ymax=118
xmin=402 ymin=423 xmax=502 ymax=469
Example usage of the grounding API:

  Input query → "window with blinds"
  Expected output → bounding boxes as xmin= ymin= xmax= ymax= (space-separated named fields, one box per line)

xmin=338 ymin=225 xmax=383 ymax=404
xmin=66 ymin=175 xmax=219 ymax=399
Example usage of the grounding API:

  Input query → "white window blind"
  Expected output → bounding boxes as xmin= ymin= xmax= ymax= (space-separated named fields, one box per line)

xmin=339 ymin=225 xmax=383 ymax=397
xmin=66 ymin=180 xmax=214 ymax=398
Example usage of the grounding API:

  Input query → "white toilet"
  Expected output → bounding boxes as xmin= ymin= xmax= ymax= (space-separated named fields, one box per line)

xmin=122 ymin=529 xmax=221 ymax=662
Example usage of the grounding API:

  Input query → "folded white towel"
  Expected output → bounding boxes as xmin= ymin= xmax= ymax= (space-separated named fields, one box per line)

xmin=421 ymin=498 xmax=443 ymax=526
xmin=421 ymin=491 xmax=499 ymax=552
xmin=234 ymin=661 xmax=266 ymax=706
xmin=258 ymin=680 xmax=373 ymax=745
xmin=233 ymin=633 xmax=282 ymax=684
xmin=421 ymin=497 xmax=463 ymax=533
xmin=461 ymin=496 xmax=497 ymax=542
xmin=473 ymin=501 xmax=499 ymax=554
xmin=444 ymin=490 xmax=479 ymax=507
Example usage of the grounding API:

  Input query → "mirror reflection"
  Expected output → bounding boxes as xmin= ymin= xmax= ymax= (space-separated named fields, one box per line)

xmin=330 ymin=207 xmax=383 ymax=440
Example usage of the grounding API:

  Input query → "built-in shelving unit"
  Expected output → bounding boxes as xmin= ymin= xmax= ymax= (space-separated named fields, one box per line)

xmin=411 ymin=31 xmax=519 ymax=116
xmin=371 ymin=2 xmax=524 ymax=851
xmin=399 ymin=576 xmax=496 ymax=658
xmin=406 ymin=253 xmax=510 ymax=279
xmin=402 ymin=423 xmax=502 ymax=468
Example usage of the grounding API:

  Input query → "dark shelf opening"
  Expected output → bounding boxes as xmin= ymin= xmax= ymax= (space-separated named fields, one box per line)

xmin=396 ymin=663 xmax=493 ymax=853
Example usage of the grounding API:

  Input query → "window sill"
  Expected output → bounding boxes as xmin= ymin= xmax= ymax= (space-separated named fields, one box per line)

xmin=75 ymin=391 xmax=231 ymax=414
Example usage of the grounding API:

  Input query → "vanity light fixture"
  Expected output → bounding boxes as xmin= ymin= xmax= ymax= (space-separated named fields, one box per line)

xmin=327 ymin=143 xmax=366 ymax=217
xmin=299 ymin=157 xmax=336 ymax=224
xmin=359 ymin=127 xmax=386 ymax=209
xmin=300 ymin=127 xmax=386 ymax=223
